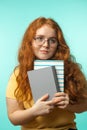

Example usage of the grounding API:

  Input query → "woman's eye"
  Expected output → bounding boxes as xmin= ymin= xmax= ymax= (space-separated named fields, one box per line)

xmin=49 ymin=38 xmax=56 ymax=43
xmin=37 ymin=37 xmax=43 ymax=41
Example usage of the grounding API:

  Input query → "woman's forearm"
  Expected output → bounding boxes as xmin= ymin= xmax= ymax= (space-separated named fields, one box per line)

xmin=7 ymin=94 xmax=54 ymax=126
xmin=8 ymin=107 xmax=37 ymax=125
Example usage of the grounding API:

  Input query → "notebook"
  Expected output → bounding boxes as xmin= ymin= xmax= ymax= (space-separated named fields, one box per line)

xmin=34 ymin=60 xmax=64 ymax=92
xmin=27 ymin=66 xmax=59 ymax=102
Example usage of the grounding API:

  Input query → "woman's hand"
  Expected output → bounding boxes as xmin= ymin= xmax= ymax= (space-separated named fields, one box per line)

xmin=32 ymin=94 xmax=54 ymax=116
xmin=52 ymin=92 xmax=69 ymax=109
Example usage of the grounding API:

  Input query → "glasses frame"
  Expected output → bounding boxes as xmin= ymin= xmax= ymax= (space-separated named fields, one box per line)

xmin=33 ymin=35 xmax=58 ymax=47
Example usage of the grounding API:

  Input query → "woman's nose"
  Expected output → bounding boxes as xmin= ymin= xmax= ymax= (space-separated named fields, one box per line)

xmin=42 ymin=40 xmax=49 ymax=47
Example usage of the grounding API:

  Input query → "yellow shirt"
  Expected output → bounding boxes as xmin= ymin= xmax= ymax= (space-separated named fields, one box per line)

xmin=6 ymin=70 xmax=76 ymax=130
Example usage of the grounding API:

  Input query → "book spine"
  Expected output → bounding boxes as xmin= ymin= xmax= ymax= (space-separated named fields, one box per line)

xmin=51 ymin=66 xmax=60 ymax=92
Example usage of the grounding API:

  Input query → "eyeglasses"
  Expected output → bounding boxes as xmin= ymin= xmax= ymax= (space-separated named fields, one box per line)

xmin=33 ymin=36 xmax=58 ymax=46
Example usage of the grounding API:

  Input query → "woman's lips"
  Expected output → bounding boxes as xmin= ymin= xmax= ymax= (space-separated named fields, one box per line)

xmin=40 ymin=50 xmax=48 ymax=54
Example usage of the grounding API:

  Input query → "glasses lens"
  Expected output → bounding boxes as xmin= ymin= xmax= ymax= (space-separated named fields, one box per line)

xmin=48 ymin=38 xmax=57 ymax=44
xmin=34 ymin=36 xmax=58 ymax=46
xmin=34 ymin=36 xmax=44 ymax=44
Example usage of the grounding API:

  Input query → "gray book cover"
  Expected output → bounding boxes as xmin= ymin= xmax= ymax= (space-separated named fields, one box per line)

xmin=27 ymin=66 xmax=59 ymax=102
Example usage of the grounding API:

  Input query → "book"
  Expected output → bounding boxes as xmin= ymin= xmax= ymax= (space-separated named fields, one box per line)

xmin=34 ymin=60 xmax=64 ymax=92
xmin=27 ymin=66 xmax=59 ymax=102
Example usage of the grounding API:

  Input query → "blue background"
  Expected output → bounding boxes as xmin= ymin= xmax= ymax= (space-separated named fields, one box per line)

xmin=0 ymin=0 xmax=87 ymax=129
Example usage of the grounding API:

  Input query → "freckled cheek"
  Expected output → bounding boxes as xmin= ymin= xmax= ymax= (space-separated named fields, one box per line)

xmin=31 ymin=44 xmax=39 ymax=51
xmin=32 ymin=46 xmax=40 ymax=56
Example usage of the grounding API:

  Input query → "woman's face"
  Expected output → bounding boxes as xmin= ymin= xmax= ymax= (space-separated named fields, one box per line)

xmin=32 ymin=25 xmax=58 ymax=60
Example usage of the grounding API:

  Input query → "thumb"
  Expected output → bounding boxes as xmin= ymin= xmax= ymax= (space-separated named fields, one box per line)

xmin=38 ymin=93 xmax=49 ymax=101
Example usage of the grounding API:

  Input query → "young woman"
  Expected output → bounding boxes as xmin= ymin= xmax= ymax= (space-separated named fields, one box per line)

xmin=6 ymin=17 xmax=87 ymax=130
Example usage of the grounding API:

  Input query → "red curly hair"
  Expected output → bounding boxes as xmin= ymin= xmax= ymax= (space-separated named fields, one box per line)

xmin=14 ymin=17 xmax=87 ymax=104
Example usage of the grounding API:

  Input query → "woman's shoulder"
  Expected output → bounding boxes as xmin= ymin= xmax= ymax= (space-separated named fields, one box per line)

xmin=11 ymin=66 xmax=19 ymax=77
xmin=14 ymin=66 xmax=19 ymax=76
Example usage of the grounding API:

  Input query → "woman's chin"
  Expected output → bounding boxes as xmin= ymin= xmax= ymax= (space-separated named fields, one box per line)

xmin=35 ymin=56 xmax=49 ymax=60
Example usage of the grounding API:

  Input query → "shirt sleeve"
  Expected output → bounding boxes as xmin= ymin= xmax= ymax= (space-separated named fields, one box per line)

xmin=6 ymin=69 xmax=19 ymax=99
